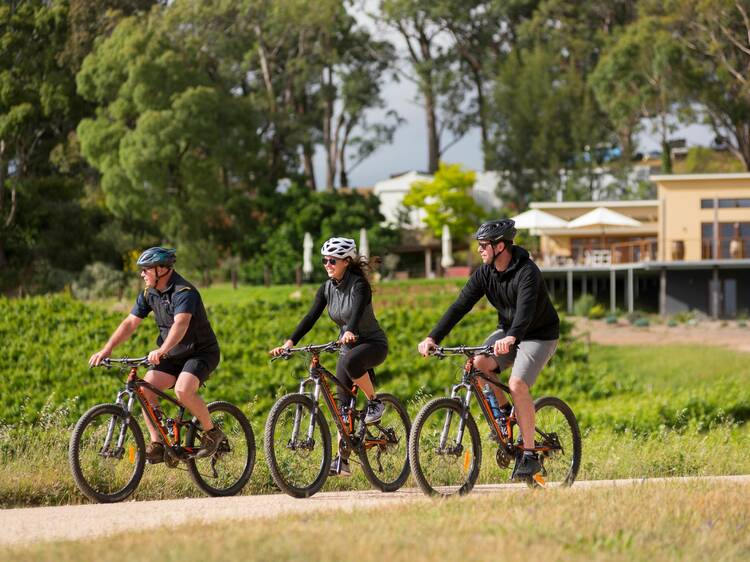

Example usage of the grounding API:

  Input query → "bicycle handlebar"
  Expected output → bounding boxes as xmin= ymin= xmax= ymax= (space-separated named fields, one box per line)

xmin=270 ymin=341 xmax=341 ymax=362
xmin=96 ymin=356 xmax=153 ymax=369
xmin=430 ymin=345 xmax=494 ymax=359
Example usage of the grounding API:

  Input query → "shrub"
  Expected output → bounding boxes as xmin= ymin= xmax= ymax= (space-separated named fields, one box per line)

xmin=605 ymin=314 xmax=618 ymax=325
xmin=588 ymin=303 xmax=606 ymax=319
xmin=573 ymin=294 xmax=596 ymax=317
xmin=71 ymin=262 xmax=129 ymax=300
xmin=633 ymin=317 xmax=650 ymax=327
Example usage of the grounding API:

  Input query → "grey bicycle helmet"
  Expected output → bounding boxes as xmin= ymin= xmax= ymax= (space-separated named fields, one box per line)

xmin=320 ymin=237 xmax=357 ymax=260
xmin=473 ymin=219 xmax=516 ymax=243
xmin=136 ymin=247 xmax=176 ymax=268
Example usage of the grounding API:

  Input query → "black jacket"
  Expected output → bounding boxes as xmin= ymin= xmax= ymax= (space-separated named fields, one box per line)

xmin=429 ymin=246 xmax=559 ymax=344
xmin=289 ymin=271 xmax=387 ymax=345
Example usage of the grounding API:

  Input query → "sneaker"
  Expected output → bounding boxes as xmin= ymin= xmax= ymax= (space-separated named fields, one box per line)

xmin=329 ymin=455 xmax=351 ymax=477
xmin=195 ymin=426 xmax=225 ymax=459
xmin=145 ymin=441 xmax=165 ymax=464
xmin=364 ymin=399 xmax=385 ymax=424
xmin=512 ymin=451 xmax=542 ymax=480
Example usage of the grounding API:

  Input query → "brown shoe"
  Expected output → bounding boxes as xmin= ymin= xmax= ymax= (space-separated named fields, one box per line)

xmin=195 ymin=427 xmax=225 ymax=459
xmin=146 ymin=441 xmax=165 ymax=464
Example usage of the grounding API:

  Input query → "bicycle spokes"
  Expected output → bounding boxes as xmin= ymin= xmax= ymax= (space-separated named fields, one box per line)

xmin=410 ymin=398 xmax=481 ymax=496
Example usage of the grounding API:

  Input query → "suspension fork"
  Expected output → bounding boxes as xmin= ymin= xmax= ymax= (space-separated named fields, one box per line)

xmin=102 ymin=389 xmax=135 ymax=454
xmin=439 ymin=382 xmax=472 ymax=449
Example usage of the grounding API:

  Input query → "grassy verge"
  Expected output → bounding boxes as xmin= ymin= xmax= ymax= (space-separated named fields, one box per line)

xmin=4 ymin=480 xmax=749 ymax=561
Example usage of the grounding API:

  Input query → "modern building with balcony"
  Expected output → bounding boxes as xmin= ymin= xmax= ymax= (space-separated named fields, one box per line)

xmin=528 ymin=173 xmax=750 ymax=318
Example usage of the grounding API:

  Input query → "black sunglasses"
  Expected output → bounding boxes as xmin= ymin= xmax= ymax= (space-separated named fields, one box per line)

xmin=321 ymin=258 xmax=338 ymax=266
xmin=478 ymin=241 xmax=495 ymax=250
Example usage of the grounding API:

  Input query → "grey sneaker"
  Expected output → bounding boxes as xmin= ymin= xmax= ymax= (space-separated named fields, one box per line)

xmin=364 ymin=399 xmax=385 ymax=424
xmin=329 ymin=455 xmax=351 ymax=477
xmin=512 ymin=452 xmax=542 ymax=480
xmin=196 ymin=427 xmax=225 ymax=459
xmin=145 ymin=441 xmax=164 ymax=464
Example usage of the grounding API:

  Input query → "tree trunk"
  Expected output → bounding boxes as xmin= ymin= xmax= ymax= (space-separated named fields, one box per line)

xmin=302 ymin=142 xmax=317 ymax=190
xmin=424 ymin=79 xmax=439 ymax=173
xmin=323 ymin=67 xmax=335 ymax=191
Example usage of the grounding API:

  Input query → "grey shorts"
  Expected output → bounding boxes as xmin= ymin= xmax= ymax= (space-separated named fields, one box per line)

xmin=482 ymin=329 xmax=558 ymax=387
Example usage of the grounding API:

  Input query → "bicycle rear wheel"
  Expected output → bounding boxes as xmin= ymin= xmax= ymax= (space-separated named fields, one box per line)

xmin=264 ymin=393 xmax=331 ymax=498
xmin=409 ymin=397 xmax=481 ymax=497
xmin=532 ymin=396 xmax=582 ymax=487
xmin=69 ymin=404 xmax=145 ymax=503
xmin=186 ymin=401 xmax=256 ymax=497
xmin=357 ymin=393 xmax=411 ymax=492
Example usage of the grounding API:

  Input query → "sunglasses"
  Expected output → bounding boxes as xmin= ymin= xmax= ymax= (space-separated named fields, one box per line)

xmin=478 ymin=241 xmax=495 ymax=250
xmin=321 ymin=258 xmax=339 ymax=266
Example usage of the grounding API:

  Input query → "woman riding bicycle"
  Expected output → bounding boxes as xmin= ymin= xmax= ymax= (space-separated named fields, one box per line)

xmin=270 ymin=237 xmax=388 ymax=477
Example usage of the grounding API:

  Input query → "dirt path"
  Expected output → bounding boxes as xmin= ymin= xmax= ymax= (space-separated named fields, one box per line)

xmin=2 ymin=475 xmax=749 ymax=547
xmin=573 ymin=319 xmax=750 ymax=352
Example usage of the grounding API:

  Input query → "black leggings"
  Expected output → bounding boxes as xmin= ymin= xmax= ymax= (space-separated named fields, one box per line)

xmin=335 ymin=340 xmax=388 ymax=406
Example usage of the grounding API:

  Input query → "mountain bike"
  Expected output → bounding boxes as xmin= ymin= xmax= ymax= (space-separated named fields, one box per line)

xmin=409 ymin=345 xmax=581 ymax=497
xmin=265 ymin=341 xmax=410 ymax=498
xmin=69 ymin=356 xmax=256 ymax=503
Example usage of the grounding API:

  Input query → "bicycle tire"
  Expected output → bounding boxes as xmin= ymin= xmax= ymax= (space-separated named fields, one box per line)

xmin=529 ymin=395 xmax=582 ymax=488
xmin=409 ymin=397 xmax=482 ymax=497
xmin=186 ymin=401 xmax=256 ymax=497
xmin=357 ymin=393 xmax=411 ymax=492
xmin=69 ymin=403 xmax=146 ymax=503
xmin=264 ymin=393 xmax=331 ymax=498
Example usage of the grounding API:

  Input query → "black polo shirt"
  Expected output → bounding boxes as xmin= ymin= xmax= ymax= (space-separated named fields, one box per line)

xmin=131 ymin=271 xmax=219 ymax=358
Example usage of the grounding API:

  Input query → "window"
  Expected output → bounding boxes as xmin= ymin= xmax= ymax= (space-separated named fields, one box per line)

xmin=700 ymin=198 xmax=750 ymax=209
xmin=701 ymin=222 xmax=750 ymax=258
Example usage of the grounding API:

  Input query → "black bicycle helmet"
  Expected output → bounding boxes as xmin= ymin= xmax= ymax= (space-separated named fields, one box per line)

xmin=136 ymin=247 xmax=176 ymax=268
xmin=473 ymin=219 xmax=516 ymax=243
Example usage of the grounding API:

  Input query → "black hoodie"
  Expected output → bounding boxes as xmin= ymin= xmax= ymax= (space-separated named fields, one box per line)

xmin=429 ymin=246 xmax=559 ymax=344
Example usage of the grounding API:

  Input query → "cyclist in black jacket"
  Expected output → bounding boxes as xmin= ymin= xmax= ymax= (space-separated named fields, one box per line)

xmin=418 ymin=219 xmax=560 ymax=479
xmin=271 ymin=237 xmax=388 ymax=477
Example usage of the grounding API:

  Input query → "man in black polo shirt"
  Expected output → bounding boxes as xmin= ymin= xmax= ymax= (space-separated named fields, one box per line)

xmin=89 ymin=247 xmax=224 ymax=463
xmin=417 ymin=219 xmax=560 ymax=479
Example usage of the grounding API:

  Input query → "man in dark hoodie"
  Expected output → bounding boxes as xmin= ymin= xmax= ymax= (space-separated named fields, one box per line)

xmin=417 ymin=219 xmax=560 ymax=479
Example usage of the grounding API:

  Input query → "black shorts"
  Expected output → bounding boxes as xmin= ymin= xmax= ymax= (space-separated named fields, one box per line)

xmin=151 ymin=350 xmax=220 ymax=385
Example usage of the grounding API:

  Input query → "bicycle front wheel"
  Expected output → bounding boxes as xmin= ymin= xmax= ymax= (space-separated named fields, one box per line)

xmin=186 ymin=401 xmax=256 ymax=497
xmin=69 ymin=403 xmax=146 ymax=503
xmin=409 ymin=397 xmax=481 ymax=497
xmin=357 ymin=393 xmax=411 ymax=492
xmin=264 ymin=393 xmax=331 ymax=498
xmin=533 ymin=396 xmax=582 ymax=487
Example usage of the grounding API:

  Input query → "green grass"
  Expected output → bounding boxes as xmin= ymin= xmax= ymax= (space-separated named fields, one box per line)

xmin=4 ymin=481 xmax=749 ymax=562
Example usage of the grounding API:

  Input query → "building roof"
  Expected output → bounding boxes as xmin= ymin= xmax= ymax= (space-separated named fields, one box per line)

xmin=530 ymin=200 xmax=657 ymax=209
xmin=651 ymin=173 xmax=750 ymax=182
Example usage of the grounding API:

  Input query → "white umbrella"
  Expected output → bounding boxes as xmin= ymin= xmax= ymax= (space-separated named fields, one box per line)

xmin=359 ymin=227 xmax=369 ymax=259
xmin=511 ymin=209 xmax=569 ymax=229
xmin=441 ymin=224 xmax=454 ymax=268
xmin=302 ymin=232 xmax=313 ymax=278
xmin=567 ymin=207 xmax=641 ymax=229
xmin=567 ymin=207 xmax=641 ymax=248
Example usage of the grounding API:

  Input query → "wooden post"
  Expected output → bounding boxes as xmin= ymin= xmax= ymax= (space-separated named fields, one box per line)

xmin=660 ymin=268 xmax=667 ymax=318
xmin=610 ymin=269 xmax=616 ymax=313
xmin=566 ymin=269 xmax=573 ymax=314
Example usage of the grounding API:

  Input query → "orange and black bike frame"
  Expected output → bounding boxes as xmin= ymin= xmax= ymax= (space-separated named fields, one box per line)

xmin=118 ymin=367 xmax=198 ymax=456
xmin=297 ymin=351 xmax=385 ymax=453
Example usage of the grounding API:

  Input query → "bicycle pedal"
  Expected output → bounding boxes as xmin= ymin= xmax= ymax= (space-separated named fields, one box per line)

xmin=532 ymin=473 xmax=546 ymax=487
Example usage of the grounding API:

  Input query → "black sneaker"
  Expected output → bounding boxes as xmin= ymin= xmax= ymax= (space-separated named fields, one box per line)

xmin=195 ymin=426 xmax=225 ymax=459
xmin=512 ymin=451 xmax=542 ymax=480
xmin=329 ymin=455 xmax=351 ymax=477
xmin=364 ymin=399 xmax=385 ymax=424
xmin=145 ymin=441 xmax=165 ymax=464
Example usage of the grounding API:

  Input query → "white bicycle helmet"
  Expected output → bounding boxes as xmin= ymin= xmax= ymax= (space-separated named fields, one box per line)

xmin=321 ymin=237 xmax=357 ymax=260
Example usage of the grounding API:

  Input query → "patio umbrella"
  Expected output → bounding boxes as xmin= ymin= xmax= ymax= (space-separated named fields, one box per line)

xmin=359 ymin=227 xmax=369 ymax=259
xmin=567 ymin=206 xmax=641 ymax=248
xmin=510 ymin=209 xmax=569 ymax=230
xmin=302 ymin=232 xmax=313 ymax=278
xmin=441 ymin=224 xmax=454 ymax=268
